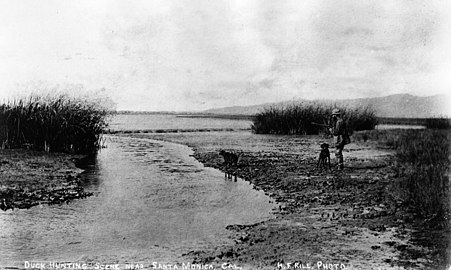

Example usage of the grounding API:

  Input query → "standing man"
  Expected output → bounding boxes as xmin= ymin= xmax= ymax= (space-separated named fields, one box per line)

xmin=329 ymin=109 xmax=348 ymax=170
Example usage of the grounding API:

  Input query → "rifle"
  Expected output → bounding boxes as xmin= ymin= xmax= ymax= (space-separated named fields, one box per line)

xmin=311 ymin=121 xmax=333 ymax=137
xmin=311 ymin=122 xmax=331 ymax=128
xmin=312 ymin=115 xmax=334 ymax=127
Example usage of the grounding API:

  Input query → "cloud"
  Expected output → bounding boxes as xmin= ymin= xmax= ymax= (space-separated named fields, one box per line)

xmin=0 ymin=0 xmax=449 ymax=110
xmin=250 ymin=0 xmax=450 ymax=100
xmin=98 ymin=0 xmax=278 ymax=110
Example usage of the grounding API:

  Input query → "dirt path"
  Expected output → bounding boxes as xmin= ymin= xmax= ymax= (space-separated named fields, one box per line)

xmin=123 ymin=131 xmax=449 ymax=270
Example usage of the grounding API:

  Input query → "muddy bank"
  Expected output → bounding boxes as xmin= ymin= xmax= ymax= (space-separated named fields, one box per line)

xmin=0 ymin=149 xmax=92 ymax=210
xmin=122 ymin=131 xmax=450 ymax=270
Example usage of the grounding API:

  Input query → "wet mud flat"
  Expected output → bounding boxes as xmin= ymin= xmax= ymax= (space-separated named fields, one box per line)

xmin=124 ymin=131 xmax=450 ymax=270
xmin=0 ymin=149 xmax=91 ymax=210
xmin=0 ymin=137 xmax=279 ymax=267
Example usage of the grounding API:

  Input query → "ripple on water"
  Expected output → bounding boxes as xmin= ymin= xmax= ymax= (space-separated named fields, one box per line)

xmin=0 ymin=136 xmax=276 ymax=267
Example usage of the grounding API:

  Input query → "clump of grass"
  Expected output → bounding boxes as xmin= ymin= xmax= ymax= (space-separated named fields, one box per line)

xmin=0 ymin=94 xmax=111 ymax=154
xmin=352 ymin=129 xmax=400 ymax=148
xmin=425 ymin=117 xmax=451 ymax=130
xmin=251 ymin=103 xmax=378 ymax=135
xmin=354 ymin=129 xmax=450 ymax=221
xmin=394 ymin=129 xmax=450 ymax=219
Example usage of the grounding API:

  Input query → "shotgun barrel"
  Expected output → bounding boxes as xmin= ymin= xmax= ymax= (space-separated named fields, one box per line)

xmin=311 ymin=122 xmax=331 ymax=128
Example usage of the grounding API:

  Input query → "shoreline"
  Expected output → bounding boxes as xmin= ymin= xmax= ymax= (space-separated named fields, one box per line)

xmin=122 ymin=131 xmax=450 ymax=270
xmin=0 ymin=131 xmax=448 ymax=269
xmin=0 ymin=149 xmax=92 ymax=210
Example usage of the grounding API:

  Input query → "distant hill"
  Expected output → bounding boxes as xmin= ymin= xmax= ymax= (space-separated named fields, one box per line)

xmin=203 ymin=94 xmax=449 ymax=118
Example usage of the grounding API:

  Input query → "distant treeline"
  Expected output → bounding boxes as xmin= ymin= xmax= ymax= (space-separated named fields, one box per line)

xmin=0 ymin=95 xmax=110 ymax=154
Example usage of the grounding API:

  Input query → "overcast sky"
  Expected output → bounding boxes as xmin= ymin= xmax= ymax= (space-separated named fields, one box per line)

xmin=0 ymin=0 xmax=450 ymax=111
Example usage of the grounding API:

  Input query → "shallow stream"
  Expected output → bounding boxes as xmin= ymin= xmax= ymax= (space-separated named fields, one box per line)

xmin=0 ymin=136 xmax=275 ymax=267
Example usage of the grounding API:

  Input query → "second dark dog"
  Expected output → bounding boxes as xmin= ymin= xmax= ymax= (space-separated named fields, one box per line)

xmin=317 ymin=143 xmax=331 ymax=170
xmin=219 ymin=150 xmax=239 ymax=167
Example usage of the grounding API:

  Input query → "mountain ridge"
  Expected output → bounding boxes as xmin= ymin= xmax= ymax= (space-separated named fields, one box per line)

xmin=202 ymin=94 xmax=449 ymax=118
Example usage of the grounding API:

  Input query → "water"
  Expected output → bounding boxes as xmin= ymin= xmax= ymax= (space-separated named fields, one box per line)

xmin=109 ymin=114 xmax=252 ymax=132
xmin=0 ymin=136 xmax=275 ymax=267
xmin=376 ymin=124 xmax=425 ymax=130
xmin=109 ymin=114 xmax=425 ymax=133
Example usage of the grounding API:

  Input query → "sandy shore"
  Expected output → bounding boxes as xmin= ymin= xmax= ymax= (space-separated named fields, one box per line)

xmin=122 ymin=131 xmax=450 ymax=270
xmin=0 ymin=149 xmax=91 ymax=210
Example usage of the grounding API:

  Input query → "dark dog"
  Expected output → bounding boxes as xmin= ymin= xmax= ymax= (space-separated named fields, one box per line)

xmin=317 ymin=143 xmax=331 ymax=170
xmin=219 ymin=150 xmax=239 ymax=167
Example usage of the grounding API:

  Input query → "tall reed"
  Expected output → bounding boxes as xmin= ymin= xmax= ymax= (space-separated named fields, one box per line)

xmin=424 ymin=117 xmax=451 ymax=130
xmin=251 ymin=103 xmax=378 ymax=135
xmin=354 ymin=129 xmax=450 ymax=221
xmin=394 ymin=129 xmax=450 ymax=219
xmin=0 ymin=94 xmax=110 ymax=154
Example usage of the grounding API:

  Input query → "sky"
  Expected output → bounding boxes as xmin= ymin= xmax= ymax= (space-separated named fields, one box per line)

xmin=0 ymin=0 xmax=450 ymax=111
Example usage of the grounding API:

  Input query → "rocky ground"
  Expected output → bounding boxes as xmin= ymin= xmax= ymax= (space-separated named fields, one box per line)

xmin=124 ymin=131 xmax=450 ymax=270
xmin=0 ymin=149 xmax=92 ymax=210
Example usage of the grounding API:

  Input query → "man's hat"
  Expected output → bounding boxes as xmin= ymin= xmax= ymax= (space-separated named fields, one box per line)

xmin=331 ymin=108 xmax=341 ymax=115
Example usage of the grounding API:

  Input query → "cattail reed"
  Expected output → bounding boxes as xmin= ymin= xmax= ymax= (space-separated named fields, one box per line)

xmin=394 ymin=129 xmax=450 ymax=219
xmin=0 ymin=94 xmax=110 ymax=154
xmin=425 ymin=117 xmax=451 ymax=129
xmin=353 ymin=128 xmax=449 ymax=222
xmin=251 ymin=103 xmax=378 ymax=135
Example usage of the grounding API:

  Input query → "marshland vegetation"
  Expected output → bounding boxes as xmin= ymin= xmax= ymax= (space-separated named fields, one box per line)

xmin=252 ymin=103 xmax=449 ymax=225
xmin=355 ymin=129 xmax=450 ymax=224
xmin=0 ymin=94 xmax=110 ymax=154
xmin=251 ymin=104 xmax=378 ymax=135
